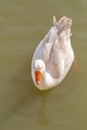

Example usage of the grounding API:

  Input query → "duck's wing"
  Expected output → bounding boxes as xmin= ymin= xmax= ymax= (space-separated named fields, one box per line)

xmin=47 ymin=16 xmax=73 ymax=78
xmin=33 ymin=18 xmax=58 ymax=64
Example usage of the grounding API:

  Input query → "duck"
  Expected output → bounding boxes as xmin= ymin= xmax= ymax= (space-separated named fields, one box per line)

xmin=31 ymin=16 xmax=74 ymax=90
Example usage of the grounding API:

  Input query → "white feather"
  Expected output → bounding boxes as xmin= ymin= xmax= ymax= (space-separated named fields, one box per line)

xmin=31 ymin=16 xmax=74 ymax=90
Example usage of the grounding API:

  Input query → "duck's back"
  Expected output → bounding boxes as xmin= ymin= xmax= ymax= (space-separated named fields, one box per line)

xmin=33 ymin=16 xmax=74 ymax=80
xmin=45 ymin=16 xmax=74 ymax=79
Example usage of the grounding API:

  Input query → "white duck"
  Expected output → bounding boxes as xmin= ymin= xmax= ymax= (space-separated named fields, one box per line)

xmin=31 ymin=16 xmax=74 ymax=90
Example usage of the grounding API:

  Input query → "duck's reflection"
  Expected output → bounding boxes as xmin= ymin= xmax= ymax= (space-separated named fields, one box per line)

xmin=36 ymin=90 xmax=51 ymax=126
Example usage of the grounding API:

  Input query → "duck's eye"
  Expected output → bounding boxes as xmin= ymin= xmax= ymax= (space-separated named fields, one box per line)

xmin=33 ymin=66 xmax=36 ymax=69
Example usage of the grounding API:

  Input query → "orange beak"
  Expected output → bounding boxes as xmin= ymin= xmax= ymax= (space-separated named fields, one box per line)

xmin=35 ymin=71 xmax=42 ymax=85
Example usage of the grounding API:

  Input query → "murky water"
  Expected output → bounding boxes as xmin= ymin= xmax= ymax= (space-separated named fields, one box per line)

xmin=0 ymin=0 xmax=87 ymax=130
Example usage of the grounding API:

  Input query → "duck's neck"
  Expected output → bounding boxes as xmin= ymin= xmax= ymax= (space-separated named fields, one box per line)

xmin=42 ymin=70 xmax=58 ymax=88
xmin=39 ymin=68 xmax=66 ymax=90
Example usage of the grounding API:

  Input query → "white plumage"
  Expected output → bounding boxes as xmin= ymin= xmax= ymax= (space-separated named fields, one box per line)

xmin=31 ymin=16 xmax=74 ymax=90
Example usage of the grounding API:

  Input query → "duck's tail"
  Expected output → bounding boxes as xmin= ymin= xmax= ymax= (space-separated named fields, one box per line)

xmin=53 ymin=16 xmax=72 ymax=38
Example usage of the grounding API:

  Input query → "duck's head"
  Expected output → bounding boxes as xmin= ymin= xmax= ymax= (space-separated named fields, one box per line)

xmin=32 ymin=59 xmax=45 ymax=85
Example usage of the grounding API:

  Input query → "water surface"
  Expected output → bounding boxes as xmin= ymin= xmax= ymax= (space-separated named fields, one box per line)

xmin=0 ymin=0 xmax=87 ymax=130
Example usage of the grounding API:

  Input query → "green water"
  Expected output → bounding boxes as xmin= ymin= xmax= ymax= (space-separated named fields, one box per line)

xmin=0 ymin=0 xmax=87 ymax=130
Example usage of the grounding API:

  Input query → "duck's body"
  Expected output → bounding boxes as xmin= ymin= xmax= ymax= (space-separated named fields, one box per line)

xmin=31 ymin=16 xmax=74 ymax=90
